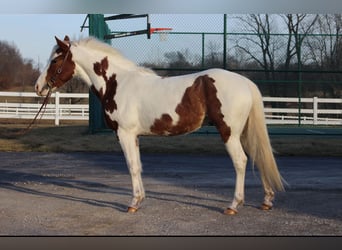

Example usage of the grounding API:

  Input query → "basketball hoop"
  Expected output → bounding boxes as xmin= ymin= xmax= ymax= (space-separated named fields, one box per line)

xmin=150 ymin=28 xmax=172 ymax=42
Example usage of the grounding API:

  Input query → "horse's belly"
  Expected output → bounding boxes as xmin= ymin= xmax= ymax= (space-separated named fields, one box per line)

xmin=149 ymin=111 xmax=205 ymax=136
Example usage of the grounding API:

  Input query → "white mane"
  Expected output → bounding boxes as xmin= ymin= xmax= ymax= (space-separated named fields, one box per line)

xmin=74 ymin=37 xmax=155 ymax=75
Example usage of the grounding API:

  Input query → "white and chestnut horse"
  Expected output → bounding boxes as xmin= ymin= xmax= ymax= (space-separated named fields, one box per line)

xmin=35 ymin=36 xmax=285 ymax=215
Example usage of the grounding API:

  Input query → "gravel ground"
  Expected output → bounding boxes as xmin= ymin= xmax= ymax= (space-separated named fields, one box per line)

xmin=0 ymin=151 xmax=341 ymax=235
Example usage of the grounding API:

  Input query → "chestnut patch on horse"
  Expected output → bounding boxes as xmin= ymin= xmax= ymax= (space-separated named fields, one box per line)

xmin=203 ymin=76 xmax=231 ymax=143
xmin=105 ymin=116 xmax=119 ymax=132
xmin=150 ymin=114 xmax=174 ymax=134
xmin=91 ymin=57 xmax=119 ymax=132
xmin=45 ymin=50 xmax=75 ymax=88
xmin=151 ymin=75 xmax=231 ymax=142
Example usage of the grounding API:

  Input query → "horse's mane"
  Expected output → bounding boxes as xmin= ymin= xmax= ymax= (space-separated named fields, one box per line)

xmin=75 ymin=37 xmax=156 ymax=75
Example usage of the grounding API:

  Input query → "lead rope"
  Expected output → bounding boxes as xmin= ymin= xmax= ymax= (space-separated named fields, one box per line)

xmin=14 ymin=88 xmax=53 ymax=136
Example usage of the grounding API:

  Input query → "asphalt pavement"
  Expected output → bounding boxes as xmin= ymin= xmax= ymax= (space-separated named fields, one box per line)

xmin=0 ymin=152 xmax=341 ymax=235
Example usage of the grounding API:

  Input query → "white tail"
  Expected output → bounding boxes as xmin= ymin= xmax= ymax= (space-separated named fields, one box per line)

xmin=242 ymin=82 xmax=285 ymax=192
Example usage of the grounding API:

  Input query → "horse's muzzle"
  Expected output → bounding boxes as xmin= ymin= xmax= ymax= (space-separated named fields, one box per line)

xmin=35 ymin=84 xmax=50 ymax=96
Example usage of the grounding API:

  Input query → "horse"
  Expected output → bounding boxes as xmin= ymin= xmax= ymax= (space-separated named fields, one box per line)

xmin=35 ymin=36 xmax=285 ymax=215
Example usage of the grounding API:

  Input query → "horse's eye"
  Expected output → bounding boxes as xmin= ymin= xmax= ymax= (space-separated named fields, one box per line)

xmin=51 ymin=59 xmax=57 ymax=64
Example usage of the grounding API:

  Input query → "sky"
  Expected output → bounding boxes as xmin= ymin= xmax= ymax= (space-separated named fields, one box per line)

xmin=0 ymin=14 xmax=87 ymax=67
xmin=0 ymin=14 xmax=226 ymax=69
xmin=0 ymin=1 xmax=340 ymax=68
xmin=0 ymin=12 xmax=340 ymax=70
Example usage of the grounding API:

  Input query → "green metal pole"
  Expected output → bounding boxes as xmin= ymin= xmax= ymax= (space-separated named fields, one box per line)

xmin=88 ymin=14 xmax=111 ymax=133
xmin=223 ymin=14 xmax=227 ymax=69
xmin=297 ymin=34 xmax=302 ymax=127
xmin=201 ymin=33 xmax=205 ymax=68
xmin=89 ymin=14 xmax=111 ymax=41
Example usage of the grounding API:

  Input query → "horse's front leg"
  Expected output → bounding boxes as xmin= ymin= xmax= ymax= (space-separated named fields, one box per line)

xmin=117 ymin=128 xmax=145 ymax=213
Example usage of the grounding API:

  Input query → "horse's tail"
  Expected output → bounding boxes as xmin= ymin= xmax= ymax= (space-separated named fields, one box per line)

xmin=241 ymin=81 xmax=285 ymax=192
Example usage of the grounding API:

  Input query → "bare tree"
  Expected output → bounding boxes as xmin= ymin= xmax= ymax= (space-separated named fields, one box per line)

xmin=0 ymin=41 xmax=22 ymax=89
xmin=305 ymin=14 xmax=342 ymax=69
xmin=304 ymin=14 xmax=342 ymax=98
xmin=0 ymin=40 xmax=40 ymax=91
xmin=163 ymin=49 xmax=196 ymax=75
xmin=234 ymin=15 xmax=275 ymax=72
xmin=229 ymin=14 xmax=320 ymax=97
xmin=20 ymin=59 xmax=40 ymax=91
xmin=280 ymin=14 xmax=319 ymax=69
xmin=205 ymin=40 xmax=222 ymax=67
xmin=231 ymin=14 xmax=282 ymax=96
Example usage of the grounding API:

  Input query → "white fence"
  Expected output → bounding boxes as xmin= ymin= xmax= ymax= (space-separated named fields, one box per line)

xmin=0 ymin=91 xmax=341 ymax=126
xmin=263 ymin=96 xmax=342 ymax=125
xmin=0 ymin=91 xmax=88 ymax=125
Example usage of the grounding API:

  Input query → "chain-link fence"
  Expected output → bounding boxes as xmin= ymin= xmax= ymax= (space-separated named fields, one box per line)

xmin=87 ymin=14 xmax=342 ymax=132
xmin=100 ymin=14 xmax=341 ymax=97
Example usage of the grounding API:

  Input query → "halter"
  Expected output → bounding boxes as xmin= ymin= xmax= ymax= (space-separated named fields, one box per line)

xmin=15 ymin=43 xmax=72 ymax=136
xmin=47 ymin=43 xmax=72 ymax=89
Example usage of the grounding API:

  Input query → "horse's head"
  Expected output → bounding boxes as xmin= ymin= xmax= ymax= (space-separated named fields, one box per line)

xmin=35 ymin=36 xmax=75 ymax=96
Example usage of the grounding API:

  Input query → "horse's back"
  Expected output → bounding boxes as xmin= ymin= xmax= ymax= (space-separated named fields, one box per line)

xmin=203 ymin=68 xmax=254 ymax=105
xmin=204 ymin=68 xmax=253 ymax=92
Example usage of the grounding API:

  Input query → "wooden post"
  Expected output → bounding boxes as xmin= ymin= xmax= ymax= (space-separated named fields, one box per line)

xmin=55 ymin=91 xmax=60 ymax=126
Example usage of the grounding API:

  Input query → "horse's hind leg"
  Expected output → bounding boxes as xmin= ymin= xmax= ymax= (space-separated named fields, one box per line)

xmin=117 ymin=128 xmax=145 ymax=213
xmin=260 ymin=177 xmax=275 ymax=210
xmin=223 ymin=136 xmax=248 ymax=215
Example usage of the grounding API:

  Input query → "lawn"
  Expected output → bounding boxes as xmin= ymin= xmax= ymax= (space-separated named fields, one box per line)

xmin=0 ymin=121 xmax=341 ymax=156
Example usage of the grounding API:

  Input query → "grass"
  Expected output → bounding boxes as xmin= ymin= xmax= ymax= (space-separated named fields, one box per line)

xmin=0 ymin=120 xmax=341 ymax=156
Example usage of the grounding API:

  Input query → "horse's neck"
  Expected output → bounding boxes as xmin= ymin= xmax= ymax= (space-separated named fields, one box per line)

xmin=72 ymin=46 xmax=125 ymax=91
xmin=73 ymin=45 xmax=156 ymax=93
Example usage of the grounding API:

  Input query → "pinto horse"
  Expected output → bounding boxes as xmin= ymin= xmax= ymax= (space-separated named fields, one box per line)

xmin=35 ymin=36 xmax=285 ymax=215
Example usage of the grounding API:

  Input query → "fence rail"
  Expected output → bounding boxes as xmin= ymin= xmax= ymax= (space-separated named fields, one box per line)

xmin=0 ymin=91 xmax=89 ymax=125
xmin=263 ymin=96 xmax=342 ymax=125
xmin=0 ymin=91 xmax=341 ymax=126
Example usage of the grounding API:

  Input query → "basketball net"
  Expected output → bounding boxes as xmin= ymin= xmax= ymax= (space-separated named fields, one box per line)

xmin=159 ymin=32 xmax=169 ymax=41
xmin=150 ymin=28 xmax=172 ymax=42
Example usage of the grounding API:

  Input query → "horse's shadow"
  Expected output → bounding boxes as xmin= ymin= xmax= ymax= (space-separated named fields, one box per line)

xmin=2 ymin=156 xmax=341 ymax=222
xmin=0 ymin=169 xmax=130 ymax=212
xmin=0 ymin=169 xmax=230 ymax=214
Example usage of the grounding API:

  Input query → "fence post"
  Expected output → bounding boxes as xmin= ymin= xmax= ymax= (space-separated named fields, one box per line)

xmin=55 ymin=91 xmax=60 ymax=126
xmin=223 ymin=14 xmax=227 ymax=69
xmin=313 ymin=96 xmax=318 ymax=125
xmin=297 ymin=34 xmax=302 ymax=127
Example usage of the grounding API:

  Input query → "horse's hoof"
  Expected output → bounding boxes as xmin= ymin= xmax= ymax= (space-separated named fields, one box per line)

xmin=223 ymin=208 xmax=238 ymax=215
xmin=127 ymin=207 xmax=138 ymax=213
xmin=261 ymin=203 xmax=272 ymax=211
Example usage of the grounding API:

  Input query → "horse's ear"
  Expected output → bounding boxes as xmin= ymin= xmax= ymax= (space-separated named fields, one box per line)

xmin=64 ymin=35 xmax=70 ymax=42
xmin=55 ymin=36 xmax=69 ymax=52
